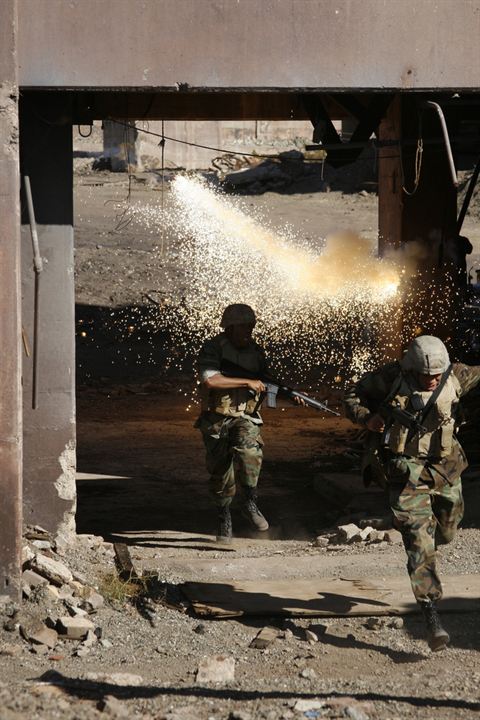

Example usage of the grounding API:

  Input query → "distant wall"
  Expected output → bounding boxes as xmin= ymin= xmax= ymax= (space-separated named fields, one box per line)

xmin=74 ymin=119 xmax=333 ymax=171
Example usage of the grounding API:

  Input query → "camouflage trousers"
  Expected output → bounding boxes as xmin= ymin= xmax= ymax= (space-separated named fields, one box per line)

xmin=195 ymin=412 xmax=264 ymax=508
xmin=388 ymin=465 xmax=464 ymax=602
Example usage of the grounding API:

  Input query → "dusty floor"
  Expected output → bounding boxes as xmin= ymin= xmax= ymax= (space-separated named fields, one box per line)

xmin=2 ymin=171 xmax=480 ymax=719
xmin=2 ymin=389 xmax=480 ymax=720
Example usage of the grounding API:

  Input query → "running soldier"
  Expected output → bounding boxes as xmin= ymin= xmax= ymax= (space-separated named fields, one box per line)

xmin=344 ymin=335 xmax=480 ymax=651
xmin=195 ymin=304 xmax=269 ymax=544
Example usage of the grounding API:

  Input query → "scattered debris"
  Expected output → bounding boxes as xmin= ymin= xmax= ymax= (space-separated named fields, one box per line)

xmin=250 ymin=626 xmax=279 ymax=649
xmin=196 ymin=654 xmax=236 ymax=684
xmin=57 ymin=616 xmax=95 ymax=641
xmin=29 ymin=552 xmax=73 ymax=586
xmin=304 ymin=629 xmax=318 ymax=644
xmin=294 ymin=699 xmax=325 ymax=713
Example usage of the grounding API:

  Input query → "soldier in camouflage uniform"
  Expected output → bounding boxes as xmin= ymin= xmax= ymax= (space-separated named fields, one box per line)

xmin=344 ymin=335 xmax=480 ymax=651
xmin=195 ymin=304 xmax=269 ymax=543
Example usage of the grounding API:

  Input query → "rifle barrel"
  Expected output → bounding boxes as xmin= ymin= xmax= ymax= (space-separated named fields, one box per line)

xmin=289 ymin=390 xmax=341 ymax=416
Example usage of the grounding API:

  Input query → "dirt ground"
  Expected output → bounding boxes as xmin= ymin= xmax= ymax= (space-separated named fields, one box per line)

xmin=1 ymin=170 xmax=480 ymax=719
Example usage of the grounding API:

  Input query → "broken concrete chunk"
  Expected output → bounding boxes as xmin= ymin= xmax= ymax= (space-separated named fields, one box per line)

xmin=74 ymin=646 xmax=91 ymax=658
xmin=32 ymin=643 xmax=50 ymax=655
xmin=314 ymin=535 xmax=330 ymax=548
xmin=22 ymin=569 xmax=49 ymax=589
xmin=359 ymin=526 xmax=374 ymax=541
xmin=300 ymin=667 xmax=317 ymax=680
xmin=337 ymin=523 xmax=362 ymax=543
xmin=79 ymin=587 xmax=104 ymax=611
xmin=31 ymin=540 xmax=52 ymax=551
xmin=22 ymin=545 xmax=35 ymax=565
xmin=250 ymin=626 xmax=279 ymax=649
xmin=54 ymin=533 xmax=70 ymax=556
xmin=196 ymin=654 xmax=235 ymax=684
xmin=44 ymin=585 xmax=61 ymax=602
xmin=0 ymin=643 xmax=22 ymax=657
xmin=294 ymin=700 xmax=325 ymax=712
xmin=385 ymin=529 xmax=403 ymax=544
xmin=21 ymin=620 xmax=58 ymax=649
xmin=67 ymin=605 xmax=89 ymax=618
xmin=389 ymin=617 xmax=404 ymax=629
xmin=304 ymin=629 xmax=318 ymax=644
xmin=57 ymin=616 xmax=95 ymax=640
xmin=77 ymin=534 xmax=104 ymax=548
xmin=29 ymin=553 xmax=73 ymax=586
xmin=83 ymin=630 xmax=98 ymax=647
xmin=344 ymin=706 xmax=370 ymax=720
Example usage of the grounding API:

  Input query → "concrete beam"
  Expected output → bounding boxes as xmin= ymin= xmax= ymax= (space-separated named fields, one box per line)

xmin=0 ymin=0 xmax=22 ymax=601
xmin=17 ymin=0 xmax=480 ymax=91
xmin=20 ymin=94 xmax=76 ymax=540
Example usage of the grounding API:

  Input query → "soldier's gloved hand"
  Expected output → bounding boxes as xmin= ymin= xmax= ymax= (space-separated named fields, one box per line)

xmin=366 ymin=413 xmax=385 ymax=432
xmin=247 ymin=379 xmax=266 ymax=393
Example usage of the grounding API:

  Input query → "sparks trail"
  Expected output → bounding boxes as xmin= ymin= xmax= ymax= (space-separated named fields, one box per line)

xmin=130 ymin=176 xmax=454 ymax=387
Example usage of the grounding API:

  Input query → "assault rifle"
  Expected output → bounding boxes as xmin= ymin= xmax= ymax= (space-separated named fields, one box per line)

xmin=378 ymin=402 xmax=427 ymax=437
xmin=219 ymin=358 xmax=340 ymax=416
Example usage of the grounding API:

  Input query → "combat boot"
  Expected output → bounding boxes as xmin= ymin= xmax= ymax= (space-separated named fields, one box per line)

xmin=240 ymin=487 xmax=269 ymax=531
xmin=419 ymin=600 xmax=450 ymax=651
xmin=216 ymin=505 xmax=233 ymax=544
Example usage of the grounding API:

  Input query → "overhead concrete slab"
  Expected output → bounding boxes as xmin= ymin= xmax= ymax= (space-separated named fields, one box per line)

xmin=181 ymin=574 xmax=480 ymax=618
xmin=17 ymin=0 xmax=480 ymax=90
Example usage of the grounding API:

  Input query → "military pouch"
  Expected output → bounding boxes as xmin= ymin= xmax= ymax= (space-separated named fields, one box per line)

xmin=385 ymin=455 xmax=411 ymax=484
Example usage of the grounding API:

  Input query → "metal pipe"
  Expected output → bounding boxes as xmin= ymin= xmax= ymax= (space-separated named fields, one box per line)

xmin=456 ymin=155 xmax=480 ymax=234
xmin=23 ymin=175 xmax=42 ymax=409
xmin=423 ymin=101 xmax=458 ymax=187
xmin=24 ymin=176 xmax=43 ymax=273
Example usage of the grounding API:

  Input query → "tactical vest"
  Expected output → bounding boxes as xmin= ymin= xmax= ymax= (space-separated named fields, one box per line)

xmin=202 ymin=336 xmax=264 ymax=417
xmin=385 ymin=373 xmax=461 ymax=459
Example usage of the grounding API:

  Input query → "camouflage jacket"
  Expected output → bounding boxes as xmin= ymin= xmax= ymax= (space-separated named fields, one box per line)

xmin=344 ymin=362 xmax=480 ymax=484
xmin=197 ymin=333 xmax=268 ymax=420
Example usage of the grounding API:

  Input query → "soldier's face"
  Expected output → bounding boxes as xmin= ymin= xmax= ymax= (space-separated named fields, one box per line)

xmin=416 ymin=372 xmax=442 ymax=391
xmin=226 ymin=323 xmax=255 ymax=348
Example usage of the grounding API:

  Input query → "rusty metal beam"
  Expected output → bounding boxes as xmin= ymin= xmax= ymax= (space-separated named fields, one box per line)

xmin=71 ymin=91 xmax=352 ymax=123
xmin=0 ymin=0 xmax=22 ymax=601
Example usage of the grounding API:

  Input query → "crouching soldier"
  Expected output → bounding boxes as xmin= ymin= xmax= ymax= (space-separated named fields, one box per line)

xmin=195 ymin=304 xmax=269 ymax=544
xmin=344 ymin=335 xmax=480 ymax=651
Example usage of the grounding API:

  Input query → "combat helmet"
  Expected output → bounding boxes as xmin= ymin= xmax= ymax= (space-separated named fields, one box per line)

xmin=220 ymin=303 xmax=256 ymax=329
xmin=401 ymin=335 xmax=450 ymax=374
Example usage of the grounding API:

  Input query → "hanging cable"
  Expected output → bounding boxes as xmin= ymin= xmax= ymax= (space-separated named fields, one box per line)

xmin=160 ymin=119 xmax=166 ymax=257
xmin=78 ymin=124 xmax=93 ymax=138
xmin=401 ymin=114 xmax=424 ymax=196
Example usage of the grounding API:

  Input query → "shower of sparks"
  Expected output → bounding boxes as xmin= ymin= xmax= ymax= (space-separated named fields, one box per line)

xmin=103 ymin=175 xmax=460 ymax=395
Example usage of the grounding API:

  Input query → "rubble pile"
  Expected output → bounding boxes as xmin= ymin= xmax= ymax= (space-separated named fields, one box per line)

xmin=314 ymin=514 xmax=403 ymax=550
xmin=2 ymin=527 xmax=111 ymax=660
xmin=223 ymin=150 xmax=329 ymax=195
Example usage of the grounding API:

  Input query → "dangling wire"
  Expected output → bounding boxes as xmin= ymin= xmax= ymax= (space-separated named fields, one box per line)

xmin=78 ymin=124 xmax=93 ymax=138
xmin=401 ymin=113 xmax=424 ymax=196
xmin=160 ymin=119 xmax=166 ymax=257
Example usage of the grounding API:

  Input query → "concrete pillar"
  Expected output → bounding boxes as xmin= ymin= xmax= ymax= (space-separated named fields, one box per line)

xmin=0 ymin=0 xmax=22 ymax=601
xmin=103 ymin=119 xmax=138 ymax=171
xmin=20 ymin=92 xmax=76 ymax=540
